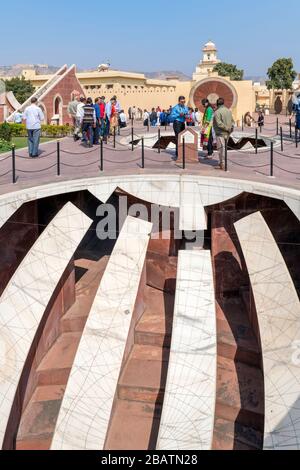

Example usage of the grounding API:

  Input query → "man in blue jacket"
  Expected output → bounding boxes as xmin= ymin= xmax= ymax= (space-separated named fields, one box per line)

xmin=171 ymin=96 xmax=189 ymax=157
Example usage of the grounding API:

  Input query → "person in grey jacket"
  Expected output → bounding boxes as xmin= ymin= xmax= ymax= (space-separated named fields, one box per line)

xmin=213 ymin=98 xmax=235 ymax=170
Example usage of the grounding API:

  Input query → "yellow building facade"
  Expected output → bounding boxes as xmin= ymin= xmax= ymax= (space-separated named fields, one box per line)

xmin=6 ymin=42 xmax=268 ymax=123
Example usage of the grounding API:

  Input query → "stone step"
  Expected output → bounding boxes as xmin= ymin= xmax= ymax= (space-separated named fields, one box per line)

xmin=36 ymin=332 xmax=81 ymax=386
xmin=216 ymin=297 xmax=261 ymax=367
xmin=212 ymin=417 xmax=263 ymax=450
xmin=61 ymin=256 xmax=109 ymax=333
xmin=135 ymin=287 xmax=174 ymax=348
xmin=217 ymin=318 xmax=261 ymax=367
xmin=215 ymin=356 xmax=264 ymax=430
xmin=118 ymin=345 xmax=169 ymax=404
xmin=16 ymin=385 xmax=65 ymax=450
xmin=105 ymin=399 xmax=161 ymax=450
xmin=146 ymin=253 xmax=178 ymax=293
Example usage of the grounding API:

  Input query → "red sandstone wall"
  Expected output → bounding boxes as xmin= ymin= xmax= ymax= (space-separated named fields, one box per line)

xmin=40 ymin=68 xmax=85 ymax=125
xmin=0 ymin=201 xmax=39 ymax=296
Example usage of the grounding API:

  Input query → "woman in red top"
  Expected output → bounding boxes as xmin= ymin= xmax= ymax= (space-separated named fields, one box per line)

xmin=110 ymin=99 xmax=118 ymax=136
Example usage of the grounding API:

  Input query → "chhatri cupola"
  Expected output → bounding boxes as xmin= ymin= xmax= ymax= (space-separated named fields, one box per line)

xmin=193 ymin=41 xmax=221 ymax=81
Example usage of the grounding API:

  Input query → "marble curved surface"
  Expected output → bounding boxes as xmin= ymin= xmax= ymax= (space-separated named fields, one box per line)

xmin=0 ymin=202 xmax=92 ymax=447
xmin=157 ymin=250 xmax=217 ymax=451
xmin=235 ymin=212 xmax=300 ymax=450
xmin=0 ymin=175 xmax=299 ymax=234
xmin=51 ymin=216 xmax=152 ymax=450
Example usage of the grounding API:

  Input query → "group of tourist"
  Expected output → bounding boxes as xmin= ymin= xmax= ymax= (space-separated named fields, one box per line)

xmin=20 ymin=91 xmax=300 ymax=161
xmin=68 ymin=94 xmax=127 ymax=147
xmin=171 ymin=95 xmax=234 ymax=170
xmin=142 ymin=106 xmax=202 ymax=128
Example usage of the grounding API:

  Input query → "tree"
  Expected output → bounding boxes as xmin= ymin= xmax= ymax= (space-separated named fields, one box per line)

xmin=213 ymin=62 xmax=244 ymax=81
xmin=4 ymin=76 xmax=35 ymax=104
xmin=266 ymin=58 xmax=297 ymax=90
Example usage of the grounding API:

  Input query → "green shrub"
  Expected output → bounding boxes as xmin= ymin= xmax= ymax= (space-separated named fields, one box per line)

xmin=8 ymin=123 xmax=27 ymax=137
xmin=0 ymin=123 xmax=13 ymax=142
xmin=0 ymin=138 xmax=13 ymax=152
xmin=8 ymin=123 xmax=73 ymax=138
xmin=41 ymin=124 xmax=73 ymax=138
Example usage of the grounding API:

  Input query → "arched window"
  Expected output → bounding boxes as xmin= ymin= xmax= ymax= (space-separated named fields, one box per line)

xmin=53 ymin=95 xmax=63 ymax=125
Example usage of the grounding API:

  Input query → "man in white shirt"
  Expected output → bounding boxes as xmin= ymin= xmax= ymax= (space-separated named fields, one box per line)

xmin=23 ymin=97 xmax=45 ymax=158
xmin=75 ymin=97 xmax=86 ymax=141
xmin=14 ymin=110 xmax=23 ymax=124
xmin=119 ymin=110 xmax=127 ymax=128
xmin=194 ymin=108 xmax=202 ymax=127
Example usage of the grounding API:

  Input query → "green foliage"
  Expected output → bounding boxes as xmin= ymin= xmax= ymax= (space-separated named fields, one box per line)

xmin=41 ymin=125 xmax=73 ymax=137
xmin=213 ymin=62 xmax=244 ymax=81
xmin=4 ymin=76 xmax=35 ymax=104
xmin=266 ymin=58 xmax=297 ymax=90
xmin=0 ymin=122 xmax=13 ymax=142
xmin=7 ymin=123 xmax=73 ymax=138
xmin=0 ymin=138 xmax=13 ymax=152
xmin=7 ymin=123 xmax=27 ymax=137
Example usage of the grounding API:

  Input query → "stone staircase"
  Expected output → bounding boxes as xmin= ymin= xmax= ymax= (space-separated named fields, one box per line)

xmin=15 ymin=256 xmax=109 ymax=450
xmin=211 ymin=209 xmax=265 ymax=450
xmin=104 ymin=271 xmax=176 ymax=450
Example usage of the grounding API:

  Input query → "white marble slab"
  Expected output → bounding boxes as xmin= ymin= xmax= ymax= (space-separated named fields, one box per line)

xmin=0 ymin=202 xmax=92 ymax=447
xmin=0 ymin=175 xmax=299 ymax=233
xmin=157 ymin=250 xmax=217 ymax=451
xmin=235 ymin=212 xmax=300 ymax=450
xmin=51 ymin=216 xmax=152 ymax=450
xmin=179 ymin=180 xmax=207 ymax=231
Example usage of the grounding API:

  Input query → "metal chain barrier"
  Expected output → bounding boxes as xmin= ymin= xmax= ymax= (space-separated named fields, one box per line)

xmin=17 ymin=163 xmax=57 ymax=173
xmin=228 ymin=159 xmax=269 ymax=169
xmin=0 ymin=169 xmax=12 ymax=177
xmin=0 ymin=120 xmax=299 ymax=183
xmin=61 ymin=160 xmax=100 ymax=168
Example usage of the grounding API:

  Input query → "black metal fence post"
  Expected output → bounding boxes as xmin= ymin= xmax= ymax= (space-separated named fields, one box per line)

xmin=289 ymin=118 xmax=292 ymax=138
xmin=182 ymin=137 xmax=186 ymax=170
xmin=280 ymin=127 xmax=283 ymax=152
xmin=276 ymin=117 xmax=279 ymax=135
xmin=225 ymin=138 xmax=228 ymax=172
xmin=296 ymin=128 xmax=298 ymax=148
xmin=57 ymin=141 xmax=60 ymax=176
xmin=158 ymin=128 xmax=161 ymax=154
xmin=255 ymin=128 xmax=258 ymax=154
xmin=113 ymin=127 xmax=116 ymax=149
xmin=270 ymin=141 xmax=274 ymax=177
xmin=131 ymin=127 xmax=134 ymax=152
xmin=100 ymin=139 xmax=104 ymax=171
xmin=141 ymin=137 xmax=145 ymax=169
xmin=118 ymin=125 xmax=120 ymax=136
xmin=12 ymin=145 xmax=16 ymax=184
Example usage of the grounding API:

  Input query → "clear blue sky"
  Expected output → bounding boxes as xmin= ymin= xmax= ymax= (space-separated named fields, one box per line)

xmin=0 ymin=0 xmax=299 ymax=76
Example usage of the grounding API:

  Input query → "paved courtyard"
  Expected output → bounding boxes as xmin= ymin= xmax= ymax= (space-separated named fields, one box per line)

xmin=0 ymin=115 xmax=299 ymax=194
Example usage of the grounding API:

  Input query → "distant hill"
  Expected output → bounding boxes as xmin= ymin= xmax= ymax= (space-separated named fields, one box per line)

xmin=0 ymin=64 xmax=60 ymax=77
xmin=0 ymin=64 xmax=192 ymax=81
xmin=143 ymin=71 xmax=191 ymax=81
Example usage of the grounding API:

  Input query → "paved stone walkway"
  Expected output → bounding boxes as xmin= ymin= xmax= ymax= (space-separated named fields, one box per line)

xmin=0 ymin=115 xmax=299 ymax=195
